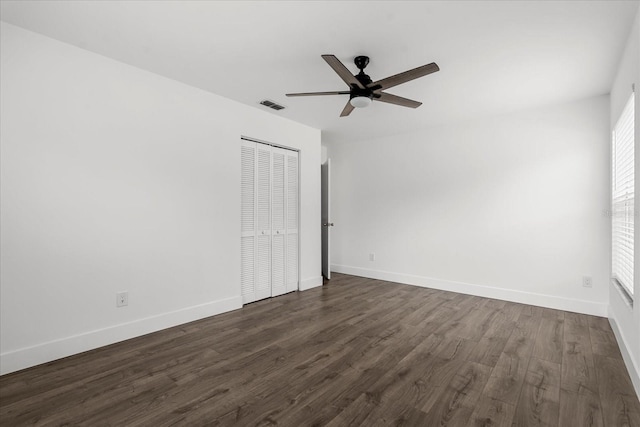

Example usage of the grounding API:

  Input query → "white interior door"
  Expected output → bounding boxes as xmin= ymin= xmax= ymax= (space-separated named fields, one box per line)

xmin=321 ymin=159 xmax=332 ymax=280
xmin=241 ymin=140 xmax=299 ymax=304
xmin=271 ymin=148 xmax=286 ymax=297
xmin=255 ymin=143 xmax=272 ymax=301
xmin=286 ymin=150 xmax=299 ymax=292
xmin=240 ymin=141 xmax=256 ymax=303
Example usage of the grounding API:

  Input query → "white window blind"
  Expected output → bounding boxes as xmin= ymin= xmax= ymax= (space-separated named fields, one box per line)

xmin=612 ymin=92 xmax=635 ymax=297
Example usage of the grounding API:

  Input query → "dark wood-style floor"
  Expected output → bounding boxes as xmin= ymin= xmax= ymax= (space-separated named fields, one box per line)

xmin=1 ymin=273 xmax=639 ymax=426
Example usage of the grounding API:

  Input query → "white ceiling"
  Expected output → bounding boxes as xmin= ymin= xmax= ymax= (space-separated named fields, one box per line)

xmin=1 ymin=1 xmax=638 ymax=142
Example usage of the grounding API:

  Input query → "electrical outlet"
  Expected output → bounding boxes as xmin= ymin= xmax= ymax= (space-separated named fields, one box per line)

xmin=582 ymin=276 xmax=593 ymax=288
xmin=369 ymin=253 xmax=375 ymax=261
xmin=116 ymin=291 xmax=128 ymax=307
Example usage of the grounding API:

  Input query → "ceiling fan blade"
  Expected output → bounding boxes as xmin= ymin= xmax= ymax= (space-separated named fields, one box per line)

xmin=286 ymin=91 xmax=350 ymax=97
xmin=340 ymin=101 xmax=355 ymax=117
xmin=322 ymin=55 xmax=365 ymax=89
xmin=369 ymin=62 xmax=439 ymax=91
xmin=376 ymin=92 xmax=422 ymax=108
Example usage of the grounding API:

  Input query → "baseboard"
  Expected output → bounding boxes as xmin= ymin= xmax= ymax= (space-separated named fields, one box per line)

xmin=332 ymin=264 xmax=608 ymax=317
xmin=0 ymin=296 xmax=242 ymax=376
xmin=608 ymin=316 xmax=640 ymax=398
xmin=299 ymin=276 xmax=323 ymax=291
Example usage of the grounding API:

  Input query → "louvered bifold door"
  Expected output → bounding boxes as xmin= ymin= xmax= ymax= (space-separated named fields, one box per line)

xmin=240 ymin=141 xmax=257 ymax=304
xmin=255 ymin=143 xmax=272 ymax=302
xmin=271 ymin=148 xmax=287 ymax=297
xmin=241 ymin=141 xmax=298 ymax=305
xmin=286 ymin=150 xmax=299 ymax=292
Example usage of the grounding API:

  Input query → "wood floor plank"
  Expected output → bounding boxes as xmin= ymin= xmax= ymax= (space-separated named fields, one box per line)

xmin=532 ymin=316 xmax=564 ymax=364
xmin=541 ymin=307 xmax=565 ymax=320
xmin=593 ymin=355 xmax=640 ymax=427
xmin=521 ymin=304 xmax=545 ymax=318
xmin=235 ymin=325 xmax=427 ymax=425
xmin=423 ymin=361 xmax=492 ymax=426
xmin=370 ymin=406 xmax=431 ymax=426
xmin=481 ymin=309 xmax=518 ymax=341
xmin=484 ymin=351 xmax=532 ymax=407
xmin=588 ymin=315 xmax=612 ymax=331
xmin=277 ymin=366 xmax=386 ymax=426
xmin=562 ymin=319 xmax=598 ymax=393
xmin=512 ymin=357 xmax=561 ymax=426
xmin=559 ymin=388 xmax=604 ymax=427
xmin=320 ymin=333 xmax=449 ymax=426
xmin=455 ymin=306 xmax=500 ymax=341
xmin=564 ymin=311 xmax=590 ymax=326
xmin=469 ymin=396 xmax=516 ymax=427
xmin=467 ymin=336 xmax=509 ymax=367
xmin=481 ymin=314 xmax=539 ymax=405
xmin=1 ymin=273 xmax=638 ymax=427
xmin=590 ymin=327 xmax=623 ymax=359
xmin=484 ymin=298 xmax=507 ymax=310
xmin=208 ymin=304 xmax=428 ymax=425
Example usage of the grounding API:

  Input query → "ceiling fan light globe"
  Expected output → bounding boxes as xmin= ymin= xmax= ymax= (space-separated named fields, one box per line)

xmin=350 ymin=96 xmax=372 ymax=108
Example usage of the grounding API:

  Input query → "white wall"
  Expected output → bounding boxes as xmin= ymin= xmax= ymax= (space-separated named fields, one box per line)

xmin=609 ymin=7 xmax=640 ymax=395
xmin=0 ymin=23 xmax=322 ymax=375
xmin=326 ymin=95 xmax=610 ymax=316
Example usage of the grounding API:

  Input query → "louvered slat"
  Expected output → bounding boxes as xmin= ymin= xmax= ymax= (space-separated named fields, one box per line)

xmin=257 ymin=147 xmax=271 ymax=232
xmin=241 ymin=146 xmax=255 ymax=233
xmin=272 ymin=152 xmax=285 ymax=231
xmin=256 ymin=235 xmax=271 ymax=293
xmin=287 ymin=233 xmax=298 ymax=291
xmin=272 ymin=234 xmax=285 ymax=296
xmin=241 ymin=236 xmax=255 ymax=302
xmin=288 ymin=154 xmax=298 ymax=231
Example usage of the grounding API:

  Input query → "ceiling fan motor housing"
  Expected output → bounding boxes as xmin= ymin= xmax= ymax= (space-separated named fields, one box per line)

xmin=351 ymin=56 xmax=374 ymax=101
xmin=350 ymin=86 xmax=373 ymax=101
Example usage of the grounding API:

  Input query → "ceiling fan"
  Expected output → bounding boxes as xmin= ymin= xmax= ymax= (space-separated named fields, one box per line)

xmin=286 ymin=55 xmax=439 ymax=117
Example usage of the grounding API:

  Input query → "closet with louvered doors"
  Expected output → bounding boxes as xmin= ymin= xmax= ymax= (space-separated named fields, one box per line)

xmin=241 ymin=139 xmax=299 ymax=304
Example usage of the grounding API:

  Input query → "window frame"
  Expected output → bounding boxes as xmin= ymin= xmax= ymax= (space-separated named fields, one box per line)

xmin=611 ymin=91 xmax=635 ymax=299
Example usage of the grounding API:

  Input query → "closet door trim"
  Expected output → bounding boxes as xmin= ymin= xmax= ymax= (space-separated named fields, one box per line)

xmin=241 ymin=136 xmax=301 ymax=153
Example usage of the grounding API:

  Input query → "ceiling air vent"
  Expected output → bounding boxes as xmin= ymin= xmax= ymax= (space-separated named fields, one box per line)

xmin=260 ymin=100 xmax=286 ymax=111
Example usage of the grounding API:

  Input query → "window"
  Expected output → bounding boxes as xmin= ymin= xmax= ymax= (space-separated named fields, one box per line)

xmin=612 ymin=91 xmax=635 ymax=298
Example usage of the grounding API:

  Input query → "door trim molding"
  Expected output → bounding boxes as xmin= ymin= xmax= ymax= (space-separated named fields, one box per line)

xmin=241 ymin=135 xmax=299 ymax=152
xmin=300 ymin=276 xmax=323 ymax=291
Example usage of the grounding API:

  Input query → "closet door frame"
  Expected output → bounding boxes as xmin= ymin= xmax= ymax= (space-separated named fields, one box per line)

xmin=240 ymin=136 xmax=300 ymax=305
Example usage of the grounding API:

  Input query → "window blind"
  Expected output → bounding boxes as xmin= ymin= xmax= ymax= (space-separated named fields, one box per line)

xmin=612 ymin=92 xmax=635 ymax=297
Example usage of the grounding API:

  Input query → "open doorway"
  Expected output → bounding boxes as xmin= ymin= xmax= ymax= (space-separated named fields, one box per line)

xmin=321 ymin=159 xmax=332 ymax=280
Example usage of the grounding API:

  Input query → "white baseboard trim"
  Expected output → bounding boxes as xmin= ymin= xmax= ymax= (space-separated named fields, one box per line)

xmin=332 ymin=264 xmax=608 ymax=317
xmin=0 ymin=296 xmax=242 ymax=376
xmin=299 ymin=276 xmax=323 ymax=291
xmin=608 ymin=316 xmax=640 ymax=398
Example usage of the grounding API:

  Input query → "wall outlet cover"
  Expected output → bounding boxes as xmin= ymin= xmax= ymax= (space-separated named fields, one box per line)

xmin=116 ymin=291 xmax=129 ymax=307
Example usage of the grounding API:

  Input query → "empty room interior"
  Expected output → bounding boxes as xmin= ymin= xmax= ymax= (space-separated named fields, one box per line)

xmin=1 ymin=1 xmax=640 ymax=425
